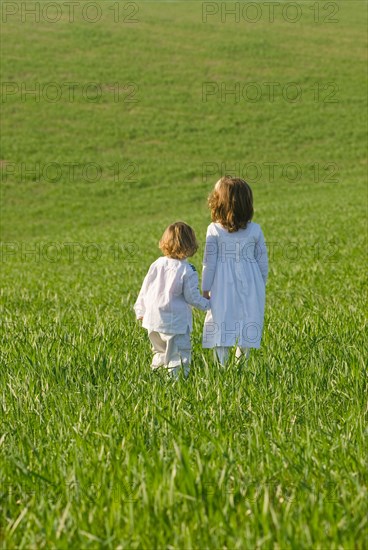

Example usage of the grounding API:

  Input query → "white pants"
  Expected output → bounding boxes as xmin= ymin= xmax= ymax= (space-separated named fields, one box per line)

xmin=149 ymin=329 xmax=191 ymax=378
xmin=214 ymin=346 xmax=250 ymax=365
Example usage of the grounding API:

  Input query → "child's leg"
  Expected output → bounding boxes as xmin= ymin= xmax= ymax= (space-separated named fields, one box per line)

xmin=165 ymin=330 xmax=191 ymax=378
xmin=235 ymin=346 xmax=250 ymax=360
xmin=148 ymin=331 xmax=167 ymax=370
xmin=214 ymin=346 xmax=230 ymax=365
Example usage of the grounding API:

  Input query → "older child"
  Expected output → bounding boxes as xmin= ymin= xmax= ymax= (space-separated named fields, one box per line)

xmin=134 ymin=222 xmax=210 ymax=378
xmin=202 ymin=177 xmax=268 ymax=365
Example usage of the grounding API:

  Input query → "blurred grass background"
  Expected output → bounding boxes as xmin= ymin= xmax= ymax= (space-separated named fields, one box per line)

xmin=1 ymin=1 xmax=367 ymax=548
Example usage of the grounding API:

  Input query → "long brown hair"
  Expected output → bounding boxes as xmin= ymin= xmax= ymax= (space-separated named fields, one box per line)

xmin=208 ymin=176 xmax=254 ymax=232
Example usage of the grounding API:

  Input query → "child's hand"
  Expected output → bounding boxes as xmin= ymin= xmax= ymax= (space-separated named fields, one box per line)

xmin=203 ymin=291 xmax=210 ymax=299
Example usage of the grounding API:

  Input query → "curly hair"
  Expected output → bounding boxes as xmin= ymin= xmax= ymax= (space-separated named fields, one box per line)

xmin=208 ymin=176 xmax=254 ymax=232
xmin=159 ymin=221 xmax=198 ymax=259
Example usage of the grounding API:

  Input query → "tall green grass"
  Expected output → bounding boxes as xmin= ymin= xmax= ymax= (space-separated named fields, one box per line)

xmin=1 ymin=1 xmax=367 ymax=548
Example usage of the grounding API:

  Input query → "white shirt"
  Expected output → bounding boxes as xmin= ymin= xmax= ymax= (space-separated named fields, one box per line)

xmin=134 ymin=256 xmax=210 ymax=335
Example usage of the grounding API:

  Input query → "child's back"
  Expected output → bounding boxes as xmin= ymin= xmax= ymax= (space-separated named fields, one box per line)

xmin=134 ymin=222 xmax=210 ymax=377
xmin=201 ymin=177 xmax=268 ymax=363
xmin=202 ymin=221 xmax=267 ymax=349
xmin=137 ymin=255 xmax=208 ymax=335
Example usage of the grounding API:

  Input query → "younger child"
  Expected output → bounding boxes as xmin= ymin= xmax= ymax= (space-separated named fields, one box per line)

xmin=134 ymin=222 xmax=210 ymax=378
xmin=202 ymin=177 xmax=268 ymax=365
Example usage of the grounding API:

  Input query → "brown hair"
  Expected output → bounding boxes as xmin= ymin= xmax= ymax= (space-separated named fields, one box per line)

xmin=208 ymin=176 xmax=254 ymax=232
xmin=159 ymin=221 xmax=199 ymax=259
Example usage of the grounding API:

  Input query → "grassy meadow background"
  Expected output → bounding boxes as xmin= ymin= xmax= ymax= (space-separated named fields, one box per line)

xmin=1 ymin=1 xmax=367 ymax=548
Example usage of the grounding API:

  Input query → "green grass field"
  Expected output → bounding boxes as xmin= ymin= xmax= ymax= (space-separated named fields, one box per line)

xmin=1 ymin=1 xmax=367 ymax=548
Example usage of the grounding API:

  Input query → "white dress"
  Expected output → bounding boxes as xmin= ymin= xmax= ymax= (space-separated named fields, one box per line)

xmin=202 ymin=222 xmax=268 ymax=349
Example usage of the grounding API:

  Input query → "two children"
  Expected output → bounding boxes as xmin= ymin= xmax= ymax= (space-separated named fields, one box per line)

xmin=134 ymin=177 xmax=268 ymax=377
